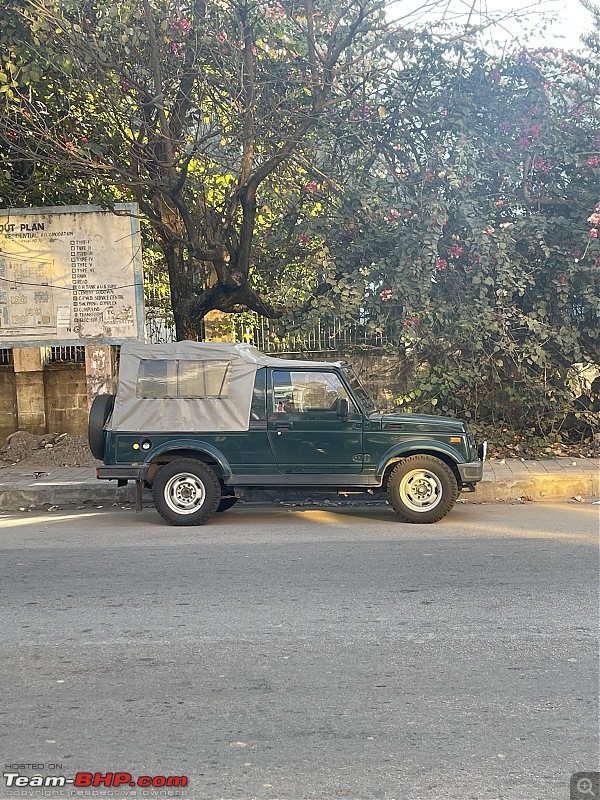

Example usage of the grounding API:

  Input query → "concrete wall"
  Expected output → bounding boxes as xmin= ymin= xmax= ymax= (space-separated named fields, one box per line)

xmin=0 ymin=367 xmax=18 ymax=443
xmin=43 ymin=363 xmax=89 ymax=436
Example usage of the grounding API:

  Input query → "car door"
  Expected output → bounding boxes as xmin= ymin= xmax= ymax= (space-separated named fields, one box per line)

xmin=267 ymin=368 xmax=364 ymax=474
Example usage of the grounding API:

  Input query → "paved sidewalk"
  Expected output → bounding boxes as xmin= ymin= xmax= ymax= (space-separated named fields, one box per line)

xmin=0 ymin=458 xmax=598 ymax=511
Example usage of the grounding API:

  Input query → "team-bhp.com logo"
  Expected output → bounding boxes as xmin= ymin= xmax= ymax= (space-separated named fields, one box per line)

xmin=3 ymin=772 xmax=188 ymax=789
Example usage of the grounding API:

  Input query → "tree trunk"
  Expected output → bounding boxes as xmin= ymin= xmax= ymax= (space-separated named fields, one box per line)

xmin=163 ymin=244 xmax=204 ymax=341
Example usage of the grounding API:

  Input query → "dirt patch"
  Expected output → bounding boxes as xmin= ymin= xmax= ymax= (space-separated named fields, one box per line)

xmin=0 ymin=431 xmax=100 ymax=469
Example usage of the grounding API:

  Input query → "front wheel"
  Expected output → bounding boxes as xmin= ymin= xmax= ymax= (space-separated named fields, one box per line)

xmin=152 ymin=459 xmax=221 ymax=526
xmin=387 ymin=455 xmax=458 ymax=523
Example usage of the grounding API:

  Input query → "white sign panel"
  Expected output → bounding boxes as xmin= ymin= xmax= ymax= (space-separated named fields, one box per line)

xmin=0 ymin=203 xmax=144 ymax=346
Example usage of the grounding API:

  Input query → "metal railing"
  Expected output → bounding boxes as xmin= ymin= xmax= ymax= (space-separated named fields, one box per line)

xmin=145 ymin=309 xmax=394 ymax=352
xmin=234 ymin=315 xmax=394 ymax=353
xmin=0 ymin=348 xmax=13 ymax=365
xmin=44 ymin=346 xmax=86 ymax=363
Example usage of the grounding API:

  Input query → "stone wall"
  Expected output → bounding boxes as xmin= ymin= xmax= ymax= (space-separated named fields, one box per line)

xmin=0 ymin=345 xmax=407 ymax=442
xmin=43 ymin=363 xmax=89 ymax=436
xmin=0 ymin=367 xmax=18 ymax=442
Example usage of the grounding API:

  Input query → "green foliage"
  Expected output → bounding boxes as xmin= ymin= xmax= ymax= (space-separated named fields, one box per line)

xmin=316 ymin=39 xmax=600 ymax=438
xmin=0 ymin=1 xmax=598 ymax=439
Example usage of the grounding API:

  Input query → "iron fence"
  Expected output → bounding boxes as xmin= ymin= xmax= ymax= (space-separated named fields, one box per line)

xmin=44 ymin=346 xmax=86 ymax=363
xmin=0 ymin=348 xmax=13 ymax=365
xmin=145 ymin=309 xmax=395 ymax=351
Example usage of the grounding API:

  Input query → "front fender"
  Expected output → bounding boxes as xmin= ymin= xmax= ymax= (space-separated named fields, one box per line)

xmin=375 ymin=440 xmax=464 ymax=479
xmin=145 ymin=439 xmax=232 ymax=480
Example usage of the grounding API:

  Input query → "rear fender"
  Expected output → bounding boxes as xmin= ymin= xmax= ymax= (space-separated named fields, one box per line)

xmin=146 ymin=440 xmax=232 ymax=481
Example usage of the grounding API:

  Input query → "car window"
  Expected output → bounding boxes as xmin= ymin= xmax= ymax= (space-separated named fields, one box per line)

xmin=271 ymin=370 xmax=355 ymax=413
xmin=251 ymin=368 xmax=267 ymax=420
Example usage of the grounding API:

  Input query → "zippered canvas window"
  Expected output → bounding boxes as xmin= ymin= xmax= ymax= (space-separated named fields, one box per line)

xmin=136 ymin=359 xmax=231 ymax=399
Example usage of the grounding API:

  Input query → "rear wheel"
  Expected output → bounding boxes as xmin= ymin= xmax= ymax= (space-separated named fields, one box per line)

xmin=387 ymin=455 xmax=458 ymax=523
xmin=152 ymin=459 xmax=221 ymax=526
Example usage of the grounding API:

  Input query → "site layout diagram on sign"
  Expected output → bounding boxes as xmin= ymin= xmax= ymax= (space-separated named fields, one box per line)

xmin=0 ymin=204 xmax=143 ymax=345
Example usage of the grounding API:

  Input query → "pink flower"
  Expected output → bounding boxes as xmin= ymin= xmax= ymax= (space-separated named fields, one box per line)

xmin=85 ymin=17 xmax=91 ymax=24
xmin=587 ymin=156 xmax=599 ymax=166
xmin=587 ymin=213 xmax=600 ymax=225
xmin=265 ymin=4 xmax=286 ymax=20
xmin=216 ymin=33 xmax=226 ymax=43
xmin=435 ymin=258 xmax=448 ymax=271
xmin=590 ymin=229 xmax=598 ymax=238
xmin=303 ymin=181 xmax=318 ymax=192
xmin=496 ymin=199 xmax=504 ymax=206
xmin=297 ymin=234 xmax=311 ymax=245
xmin=485 ymin=226 xmax=495 ymax=235
xmin=448 ymin=246 xmax=464 ymax=259
xmin=380 ymin=289 xmax=393 ymax=301
xmin=595 ymin=258 xmax=600 ymax=267
xmin=174 ymin=18 xmax=191 ymax=35
xmin=492 ymin=72 xmax=501 ymax=83
xmin=557 ymin=273 xmax=568 ymax=284
xmin=170 ymin=42 xmax=185 ymax=55
xmin=534 ymin=155 xmax=552 ymax=172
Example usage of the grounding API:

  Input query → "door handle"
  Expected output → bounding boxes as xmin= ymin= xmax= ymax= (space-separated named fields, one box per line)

xmin=273 ymin=422 xmax=293 ymax=430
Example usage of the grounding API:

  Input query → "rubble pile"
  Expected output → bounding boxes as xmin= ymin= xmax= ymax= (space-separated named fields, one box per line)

xmin=0 ymin=431 xmax=99 ymax=469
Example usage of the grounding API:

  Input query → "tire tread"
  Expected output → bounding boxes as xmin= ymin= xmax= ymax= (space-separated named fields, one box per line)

xmin=388 ymin=455 xmax=458 ymax=524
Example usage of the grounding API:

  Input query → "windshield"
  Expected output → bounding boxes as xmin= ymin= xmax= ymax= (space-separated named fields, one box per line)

xmin=343 ymin=366 xmax=378 ymax=415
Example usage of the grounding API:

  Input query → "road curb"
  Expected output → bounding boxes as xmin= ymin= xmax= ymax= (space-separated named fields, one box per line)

xmin=468 ymin=471 xmax=600 ymax=503
xmin=0 ymin=482 xmax=135 ymax=510
xmin=0 ymin=468 xmax=598 ymax=511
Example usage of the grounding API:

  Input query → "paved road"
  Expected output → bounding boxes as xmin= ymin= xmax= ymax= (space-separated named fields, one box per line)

xmin=0 ymin=502 xmax=598 ymax=800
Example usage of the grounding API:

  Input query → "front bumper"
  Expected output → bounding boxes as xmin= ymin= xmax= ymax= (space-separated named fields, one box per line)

xmin=457 ymin=457 xmax=484 ymax=484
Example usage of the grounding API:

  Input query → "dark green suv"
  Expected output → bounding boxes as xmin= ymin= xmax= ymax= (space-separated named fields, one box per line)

xmin=89 ymin=342 xmax=485 ymax=526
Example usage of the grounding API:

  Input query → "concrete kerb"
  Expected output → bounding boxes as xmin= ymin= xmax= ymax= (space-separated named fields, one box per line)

xmin=472 ymin=470 xmax=600 ymax=503
xmin=0 ymin=460 xmax=598 ymax=512
xmin=0 ymin=480 xmax=135 ymax=511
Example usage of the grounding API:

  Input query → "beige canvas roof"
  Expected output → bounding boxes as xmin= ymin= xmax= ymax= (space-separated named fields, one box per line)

xmin=108 ymin=341 xmax=342 ymax=433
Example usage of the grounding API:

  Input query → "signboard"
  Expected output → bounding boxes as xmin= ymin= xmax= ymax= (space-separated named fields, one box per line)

xmin=0 ymin=203 xmax=144 ymax=347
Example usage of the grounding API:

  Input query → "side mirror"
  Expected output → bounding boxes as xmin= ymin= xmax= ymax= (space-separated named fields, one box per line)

xmin=334 ymin=397 xmax=349 ymax=420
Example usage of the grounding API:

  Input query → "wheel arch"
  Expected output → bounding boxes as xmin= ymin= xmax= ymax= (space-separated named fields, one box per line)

xmin=145 ymin=443 xmax=232 ymax=485
xmin=378 ymin=445 xmax=462 ymax=491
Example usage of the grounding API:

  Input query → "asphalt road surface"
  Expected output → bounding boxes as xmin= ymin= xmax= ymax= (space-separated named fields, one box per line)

xmin=0 ymin=501 xmax=598 ymax=800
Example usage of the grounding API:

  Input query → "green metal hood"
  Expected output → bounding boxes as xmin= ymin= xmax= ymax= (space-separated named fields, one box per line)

xmin=369 ymin=412 xmax=467 ymax=433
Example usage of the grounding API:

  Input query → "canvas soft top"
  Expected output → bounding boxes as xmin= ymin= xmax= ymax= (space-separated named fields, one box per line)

xmin=108 ymin=341 xmax=342 ymax=433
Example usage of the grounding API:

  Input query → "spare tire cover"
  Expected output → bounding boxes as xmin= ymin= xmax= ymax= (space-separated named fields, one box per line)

xmin=88 ymin=393 xmax=115 ymax=460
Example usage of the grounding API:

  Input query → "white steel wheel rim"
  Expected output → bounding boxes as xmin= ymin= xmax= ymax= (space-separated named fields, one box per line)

xmin=164 ymin=473 xmax=206 ymax=515
xmin=399 ymin=468 xmax=443 ymax=513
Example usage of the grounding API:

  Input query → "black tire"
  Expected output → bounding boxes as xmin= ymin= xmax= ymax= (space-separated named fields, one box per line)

xmin=216 ymin=496 xmax=238 ymax=513
xmin=387 ymin=455 xmax=458 ymax=523
xmin=88 ymin=393 xmax=115 ymax=460
xmin=152 ymin=459 xmax=221 ymax=526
